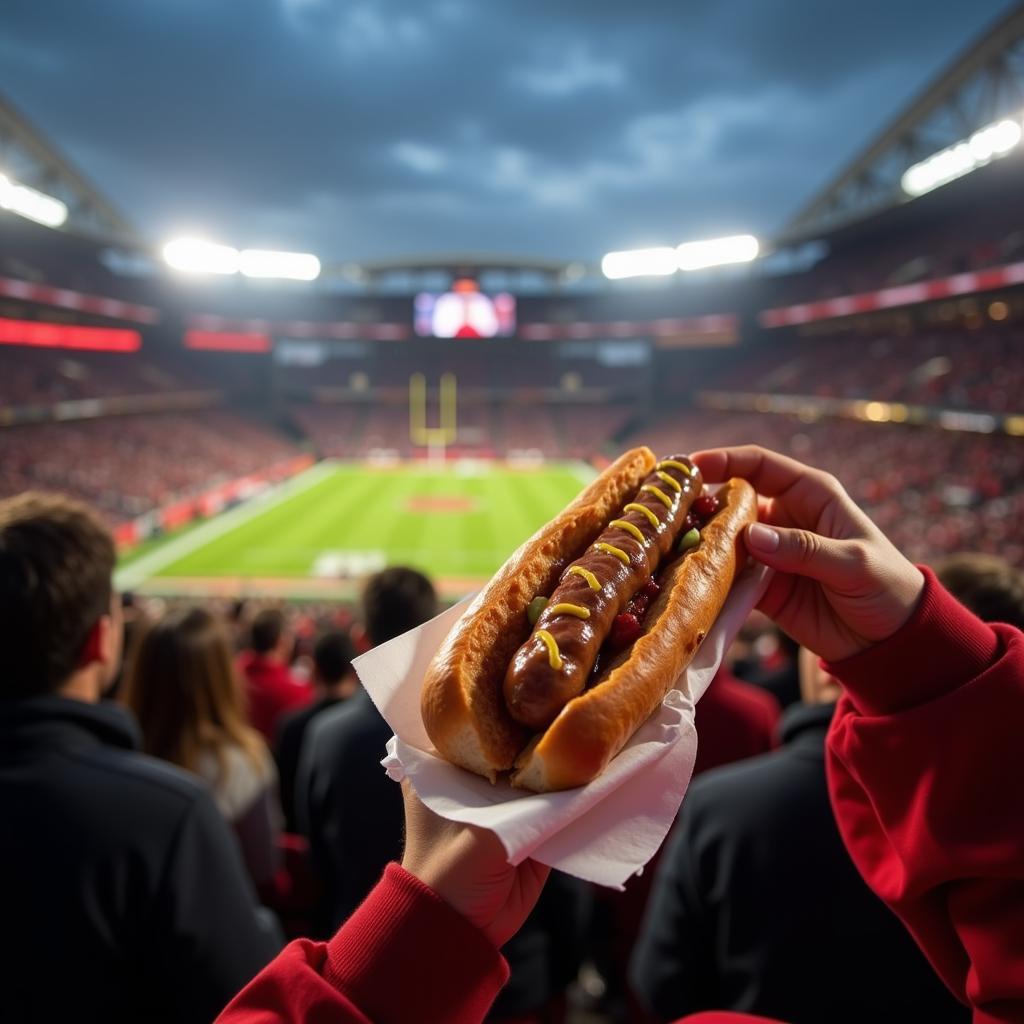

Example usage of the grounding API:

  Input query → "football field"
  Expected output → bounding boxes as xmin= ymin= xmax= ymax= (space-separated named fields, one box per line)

xmin=116 ymin=460 xmax=595 ymax=600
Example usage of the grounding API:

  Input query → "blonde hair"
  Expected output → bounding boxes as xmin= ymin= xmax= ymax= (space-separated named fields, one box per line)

xmin=122 ymin=606 xmax=265 ymax=784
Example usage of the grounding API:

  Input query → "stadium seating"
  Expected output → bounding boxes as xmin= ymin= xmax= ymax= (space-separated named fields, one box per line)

xmin=700 ymin=326 xmax=1024 ymax=413
xmin=0 ymin=411 xmax=300 ymax=521
xmin=630 ymin=409 xmax=1024 ymax=570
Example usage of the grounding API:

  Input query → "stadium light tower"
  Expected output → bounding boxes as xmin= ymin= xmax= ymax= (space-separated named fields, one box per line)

xmin=0 ymin=172 xmax=68 ymax=228
xmin=676 ymin=234 xmax=759 ymax=271
xmin=601 ymin=235 xmax=759 ymax=279
xmin=162 ymin=237 xmax=321 ymax=281
xmin=601 ymin=247 xmax=678 ymax=280
xmin=900 ymin=115 xmax=1022 ymax=197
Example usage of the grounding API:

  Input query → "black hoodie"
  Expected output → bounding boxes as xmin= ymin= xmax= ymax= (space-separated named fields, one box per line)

xmin=0 ymin=696 xmax=281 ymax=1023
xmin=630 ymin=702 xmax=969 ymax=1024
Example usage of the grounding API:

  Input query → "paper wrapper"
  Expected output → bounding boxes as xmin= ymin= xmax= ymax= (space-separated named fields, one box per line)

xmin=353 ymin=562 xmax=772 ymax=889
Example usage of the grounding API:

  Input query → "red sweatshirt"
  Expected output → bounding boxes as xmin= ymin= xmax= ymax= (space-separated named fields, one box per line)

xmin=236 ymin=652 xmax=312 ymax=742
xmin=218 ymin=571 xmax=1023 ymax=1024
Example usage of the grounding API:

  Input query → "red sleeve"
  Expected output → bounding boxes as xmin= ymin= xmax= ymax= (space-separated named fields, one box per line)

xmin=217 ymin=863 xmax=509 ymax=1024
xmin=825 ymin=568 xmax=1024 ymax=1023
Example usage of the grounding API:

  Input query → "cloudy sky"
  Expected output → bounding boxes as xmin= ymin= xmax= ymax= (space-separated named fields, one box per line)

xmin=0 ymin=0 xmax=1017 ymax=262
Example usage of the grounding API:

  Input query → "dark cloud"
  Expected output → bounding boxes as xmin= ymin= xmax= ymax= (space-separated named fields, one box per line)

xmin=0 ymin=0 xmax=1017 ymax=261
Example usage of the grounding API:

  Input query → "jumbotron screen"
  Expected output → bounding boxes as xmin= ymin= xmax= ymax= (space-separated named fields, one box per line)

xmin=414 ymin=279 xmax=516 ymax=338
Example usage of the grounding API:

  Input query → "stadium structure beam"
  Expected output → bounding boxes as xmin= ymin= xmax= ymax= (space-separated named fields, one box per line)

xmin=0 ymin=94 xmax=139 ymax=244
xmin=779 ymin=3 xmax=1024 ymax=242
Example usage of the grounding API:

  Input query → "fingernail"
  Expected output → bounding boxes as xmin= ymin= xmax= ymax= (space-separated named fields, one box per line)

xmin=747 ymin=522 xmax=780 ymax=552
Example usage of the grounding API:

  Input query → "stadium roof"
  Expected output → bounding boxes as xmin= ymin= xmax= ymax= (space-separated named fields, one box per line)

xmin=0 ymin=94 xmax=138 ymax=244
xmin=780 ymin=2 xmax=1024 ymax=243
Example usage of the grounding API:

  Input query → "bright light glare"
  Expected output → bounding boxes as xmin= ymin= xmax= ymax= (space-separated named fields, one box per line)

xmin=163 ymin=238 xmax=321 ymax=280
xmin=0 ymin=174 xmax=68 ymax=228
xmin=902 ymin=117 xmax=1022 ymax=197
xmin=676 ymin=234 xmax=759 ymax=271
xmin=601 ymin=247 xmax=678 ymax=280
xmin=238 ymin=249 xmax=321 ymax=281
xmin=163 ymin=238 xmax=240 ymax=274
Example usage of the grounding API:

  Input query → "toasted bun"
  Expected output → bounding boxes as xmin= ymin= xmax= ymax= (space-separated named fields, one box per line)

xmin=510 ymin=477 xmax=757 ymax=792
xmin=420 ymin=446 xmax=658 ymax=781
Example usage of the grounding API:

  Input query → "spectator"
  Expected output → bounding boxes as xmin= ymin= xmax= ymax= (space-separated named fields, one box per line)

xmin=629 ymin=643 xmax=966 ymax=1023
xmin=933 ymin=551 xmax=1024 ymax=628
xmin=275 ymin=629 xmax=358 ymax=833
xmin=692 ymin=666 xmax=780 ymax=775
xmin=590 ymin=666 xmax=780 ymax=1021
xmin=298 ymin=567 xmax=438 ymax=932
xmin=0 ymin=493 xmax=280 ymax=1024
xmin=238 ymin=607 xmax=311 ymax=740
xmin=123 ymin=607 xmax=282 ymax=888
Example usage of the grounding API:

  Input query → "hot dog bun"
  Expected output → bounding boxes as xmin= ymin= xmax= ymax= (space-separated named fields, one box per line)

xmin=421 ymin=446 xmax=657 ymax=782
xmin=510 ymin=477 xmax=757 ymax=791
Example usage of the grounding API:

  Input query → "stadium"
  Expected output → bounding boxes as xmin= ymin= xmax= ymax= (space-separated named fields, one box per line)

xmin=2 ymin=3 xmax=1023 ymax=1023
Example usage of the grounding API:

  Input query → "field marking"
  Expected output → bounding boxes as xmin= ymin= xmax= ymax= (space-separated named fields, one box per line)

xmin=114 ymin=461 xmax=340 ymax=591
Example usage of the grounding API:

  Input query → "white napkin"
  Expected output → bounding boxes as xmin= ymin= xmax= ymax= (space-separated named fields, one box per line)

xmin=354 ymin=562 xmax=772 ymax=889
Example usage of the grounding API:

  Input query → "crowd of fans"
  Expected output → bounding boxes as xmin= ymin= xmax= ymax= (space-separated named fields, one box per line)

xmin=292 ymin=400 xmax=633 ymax=459
xmin=632 ymin=409 xmax=1024 ymax=570
xmin=0 ymin=410 xmax=301 ymax=521
xmin=703 ymin=327 xmax=1024 ymax=413
xmin=0 ymin=348 xmax=203 ymax=408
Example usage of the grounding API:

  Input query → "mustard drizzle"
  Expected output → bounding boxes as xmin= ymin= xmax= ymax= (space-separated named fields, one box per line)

xmin=658 ymin=459 xmax=695 ymax=476
xmin=641 ymin=484 xmax=673 ymax=509
xmin=535 ymin=630 xmax=563 ymax=670
xmin=656 ymin=470 xmax=682 ymax=493
xmin=609 ymin=518 xmax=645 ymax=543
xmin=548 ymin=603 xmax=591 ymax=619
xmin=566 ymin=565 xmax=601 ymax=590
xmin=594 ymin=541 xmax=631 ymax=565
xmin=624 ymin=502 xmax=659 ymax=527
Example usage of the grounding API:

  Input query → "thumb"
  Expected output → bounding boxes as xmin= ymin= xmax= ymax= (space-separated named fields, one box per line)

xmin=745 ymin=521 xmax=858 ymax=587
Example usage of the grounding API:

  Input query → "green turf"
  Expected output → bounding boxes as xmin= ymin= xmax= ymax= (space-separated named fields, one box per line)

xmin=148 ymin=462 xmax=591 ymax=583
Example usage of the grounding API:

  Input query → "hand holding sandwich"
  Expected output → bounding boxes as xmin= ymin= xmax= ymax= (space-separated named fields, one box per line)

xmin=692 ymin=445 xmax=925 ymax=662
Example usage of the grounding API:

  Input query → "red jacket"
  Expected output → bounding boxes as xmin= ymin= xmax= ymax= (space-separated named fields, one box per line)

xmin=237 ymin=652 xmax=312 ymax=741
xmin=693 ymin=668 xmax=780 ymax=775
xmin=218 ymin=572 xmax=1023 ymax=1024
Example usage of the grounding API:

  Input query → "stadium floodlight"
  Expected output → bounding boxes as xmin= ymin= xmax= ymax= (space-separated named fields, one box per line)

xmin=901 ymin=116 xmax=1022 ymax=198
xmin=0 ymin=173 xmax=68 ymax=228
xmin=601 ymin=247 xmax=678 ymax=280
xmin=675 ymin=234 xmax=759 ymax=272
xmin=163 ymin=237 xmax=240 ymax=274
xmin=238 ymin=249 xmax=321 ymax=281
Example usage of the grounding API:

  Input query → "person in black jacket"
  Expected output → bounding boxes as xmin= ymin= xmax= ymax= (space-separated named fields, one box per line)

xmin=629 ymin=644 xmax=969 ymax=1024
xmin=275 ymin=628 xmax=357 ymax=833
xmin=297 ymin=567 xmax=438 ymax=933
xmin=0 ymin=492 xmax=281 ymax=1024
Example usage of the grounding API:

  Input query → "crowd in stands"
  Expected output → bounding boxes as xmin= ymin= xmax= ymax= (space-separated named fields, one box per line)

xmin=699 ymin=326 xmax=1024 ymax=413
xmin=633 ymin=409 xmax=1024 ymax=569
xmin=293 ymin=400 xmax=634 ymax=460
xmin=0 ymin=410 xmax=300 ymax=521
xmin=0 ymin=348 xmax=204 ymax=408
xmin=767 ymin=189 xmax=1024 ymax=307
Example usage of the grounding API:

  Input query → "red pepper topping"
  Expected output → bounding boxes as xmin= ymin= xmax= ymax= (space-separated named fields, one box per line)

xmin=692 ymin=493 xmax=720 ymax=523
xmin=608 ymin=612 xmax=643 ymax=653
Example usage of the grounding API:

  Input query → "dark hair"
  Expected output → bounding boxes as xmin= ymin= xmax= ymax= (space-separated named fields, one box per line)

xmin=933 ymin=553 xmax=1024 ymax=629
xmin=250 ymin=608 xmax=285 ymax=654
xmin=0 ymin=492 xmax=115 ymax=698
xmin=123 ymin=606 xmax=264 ymax=779
xmin=361 ymin=567 xmax=437 ymax=645
xmin=313 ymin=630 xmax=356 ymax=684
